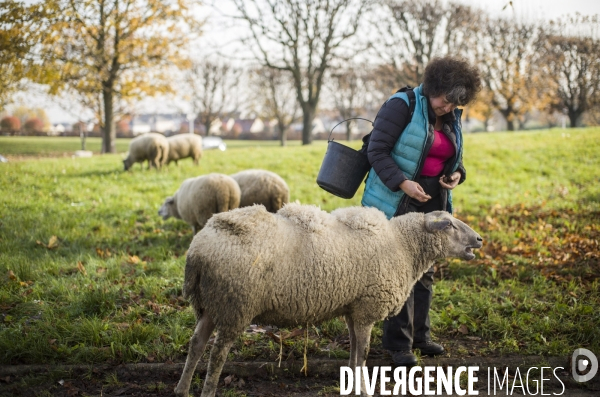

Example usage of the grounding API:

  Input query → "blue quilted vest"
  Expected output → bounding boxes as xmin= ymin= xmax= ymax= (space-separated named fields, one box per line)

xmin=361 ymin=85 xmax=463 ymax=219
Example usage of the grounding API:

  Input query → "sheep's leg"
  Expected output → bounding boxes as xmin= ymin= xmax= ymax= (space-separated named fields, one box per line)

xmin=353 ymin=322 xmax=374 ymax=397
xmin=200 ymin=331 xmax=237 ymax=397
xmin=344 ymin=315 xmax=358 ymax=368
xmin=216 ymin=191 xmax=232 ymax=213
xmin=174 ymin=315 xmax=215 ymax=397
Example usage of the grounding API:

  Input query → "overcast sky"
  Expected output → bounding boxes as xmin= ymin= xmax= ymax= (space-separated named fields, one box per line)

xmin=463 ymin=0 xmax=600 ymax=21
xmin=24 ymin=0 xmax=600 ymax=123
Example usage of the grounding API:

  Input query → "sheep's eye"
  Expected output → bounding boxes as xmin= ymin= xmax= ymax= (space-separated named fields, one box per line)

xmin=451 ymin=224 xmax=458 ymax=230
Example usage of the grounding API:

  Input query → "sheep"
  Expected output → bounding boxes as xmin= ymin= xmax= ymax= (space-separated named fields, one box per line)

xmin=158 ymin=173 xmax=241 ymax=234
xmin=166 ymin=133 xmax=203 ymax=165
xmin=123 ymin=133 xmax=169 ymax=171
xmin=174 ymin=204 xmax=482 ymax=397
xmin=230 ymin=169 xmax=289 ymax=213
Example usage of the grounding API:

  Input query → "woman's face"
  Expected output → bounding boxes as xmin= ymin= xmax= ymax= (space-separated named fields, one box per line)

xmin=429 ymin=95 xmax=457 ymax=116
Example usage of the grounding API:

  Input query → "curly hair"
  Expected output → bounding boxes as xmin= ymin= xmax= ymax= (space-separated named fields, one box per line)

xmin=421 ymin=56 xmax=482 ymax=106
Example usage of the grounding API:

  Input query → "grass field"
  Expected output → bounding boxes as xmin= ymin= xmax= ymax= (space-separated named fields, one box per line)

xmin=0 ymin=129 xmax=599 ymax=366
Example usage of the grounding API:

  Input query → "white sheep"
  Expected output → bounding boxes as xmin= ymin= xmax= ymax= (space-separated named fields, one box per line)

xmin=158 ymin=173 xmax=241 ymax=234
xmin=167 ymin=134 xmax=203 ymax=166
xmin=123 ymin=133 xmax=169 ymax=171
xmin=230 ymin=169 xmax=290 ymax=213
xmin=174 ymin=204 xmax=482 ymax=397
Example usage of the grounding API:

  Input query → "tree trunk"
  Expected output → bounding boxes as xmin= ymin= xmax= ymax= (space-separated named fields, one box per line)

xmin=506 ymin=119 xmax=515 ymax=131
xmin=568 ymin=109 xmax=579 ymax=128
xmin=278 ymin=124 xmax=287 ymax=147
xmin=301 ymin=106 xmax=315 ymax=145
xmin=102 ymin=89 xmax=116 ymax=153
xmin=500 ymin=109 xmax=515 ymax=132
xmin=346 ymin=121 xmax=352 ymax=141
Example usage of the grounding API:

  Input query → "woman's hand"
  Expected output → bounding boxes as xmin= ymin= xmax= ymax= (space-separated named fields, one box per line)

xmin=439 ymin=172 xmax=461 ymax=190
xmin=400 ymin=180 xmax=431 ymax=202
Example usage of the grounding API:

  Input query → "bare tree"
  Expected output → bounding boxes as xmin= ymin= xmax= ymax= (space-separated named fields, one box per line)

xmin=187 ymin=60 xmax=242 ymax=136
xmin=378 ymin=0 xmax=479 ymax=86
xmin=540 ymin=15 xmax=600 ymax=128
xmin=477 ymin=17 xmax=541 ymax=131
xmin=230 ymin=0 xmax=373 ymax=145
xmin=328 ymin=64 xmax=373 ymax=140
xmin=249 ymin=67 xmax=298 ymax=146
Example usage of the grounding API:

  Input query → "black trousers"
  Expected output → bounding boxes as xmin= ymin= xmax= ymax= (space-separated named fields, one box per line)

xmin=382 ymin=175 xmax=442 ymax=351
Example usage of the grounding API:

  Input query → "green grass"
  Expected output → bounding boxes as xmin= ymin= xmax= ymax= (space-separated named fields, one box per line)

xmin=0 ymin=128 xmax=599 ymax=365
xmin=0 ymin=136 xmax=301 ymax=156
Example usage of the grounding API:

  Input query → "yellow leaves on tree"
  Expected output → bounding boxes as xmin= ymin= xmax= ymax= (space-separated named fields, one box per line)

xmin=38 ymin=0 xmax=202 ymax=153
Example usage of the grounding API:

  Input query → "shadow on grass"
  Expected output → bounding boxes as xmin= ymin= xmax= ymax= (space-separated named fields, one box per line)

xmin=64 ymin=168 xmax=125 ymax=178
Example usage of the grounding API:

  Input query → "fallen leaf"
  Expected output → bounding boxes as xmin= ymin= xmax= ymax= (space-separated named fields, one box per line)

xmin=77 ymin=262 xmax=87 ymax=276
xmin=47 ymin=236 xmax=59 ymax=249
xmin=8 ymin=270 xmax=16 ymax=280
xmin=458 ymin=324 xmax=469 ymax=335
xmin=223 ymin=374 xmax=236 ymax=386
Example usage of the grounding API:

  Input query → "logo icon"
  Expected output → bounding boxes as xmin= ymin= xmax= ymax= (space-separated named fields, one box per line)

xmin=572 ymin=348 xmax=598 ymax=382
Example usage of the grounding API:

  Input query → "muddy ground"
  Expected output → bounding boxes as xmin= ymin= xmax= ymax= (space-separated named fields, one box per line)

xmin=2 ymin=343 xmax=599 ymax=397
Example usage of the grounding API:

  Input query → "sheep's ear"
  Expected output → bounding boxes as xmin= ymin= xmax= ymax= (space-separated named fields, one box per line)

xmin=165 ymin=196 xmax=174 ymax=204
xmin=425 ymin=213 xmax=452 ymax=232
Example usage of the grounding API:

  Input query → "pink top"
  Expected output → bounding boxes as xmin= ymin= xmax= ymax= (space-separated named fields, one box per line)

xmin=420 ymin=129 xmax=455 ymax=177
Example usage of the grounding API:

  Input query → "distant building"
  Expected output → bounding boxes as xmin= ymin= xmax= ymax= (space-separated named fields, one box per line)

xmin=49 ymin=123 xmax=68 ymax=136
xmin=291 ymin=117 xmax=327 ymax=135
xmin=234 ymin=118 xmax=265 ymax=134
xmin=130 ymin=114 xmax=184 ymax=136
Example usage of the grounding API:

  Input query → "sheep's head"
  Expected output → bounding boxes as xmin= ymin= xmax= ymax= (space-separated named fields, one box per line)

xmin=158 ymin=196 xmax=177 ymax=220
xmin=123 ymin=155 xmax=132 ymax=171
xmin=424 ymin=211 xmax=482 ymax=260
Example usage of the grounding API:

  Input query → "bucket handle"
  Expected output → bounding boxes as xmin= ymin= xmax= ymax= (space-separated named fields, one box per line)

xmin=327 ymin=117 xmax=373 ymax=142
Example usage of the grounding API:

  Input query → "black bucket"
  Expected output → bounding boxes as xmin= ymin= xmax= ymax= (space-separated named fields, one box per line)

xmin=316 ymin=118 xmax=373 ymax=199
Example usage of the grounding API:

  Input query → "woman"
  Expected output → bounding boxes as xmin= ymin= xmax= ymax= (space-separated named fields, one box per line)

xmin=361 ymin=56 xmax=481 ymax=366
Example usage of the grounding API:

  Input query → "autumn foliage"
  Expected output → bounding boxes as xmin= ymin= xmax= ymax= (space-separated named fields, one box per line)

xmin=0 ymin=116 xmax=21 ymax=133
xmin=23 ymin=117 xmax=45 ymax=135
xmin=456 ymin=204 xmax=600 ymax=283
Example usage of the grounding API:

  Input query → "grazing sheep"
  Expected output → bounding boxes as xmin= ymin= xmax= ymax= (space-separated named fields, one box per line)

xmin=174 ymin=204 xmax=482 ymax=397
xmin=230 ymin=169 xmax=289 ymax=213
xmin=123 ymin=133 xmax=169 ymax=171
xmin=158 ymin=173 xmax=241 ymax=234
xmin=167 ymin=134 xmax=203 ymax=165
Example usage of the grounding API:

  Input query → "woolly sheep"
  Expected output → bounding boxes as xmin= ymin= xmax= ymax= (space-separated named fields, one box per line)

xmin=167 ymin=134 xmax=203 ymax=165
xmin=123 ymin=133 xmax=169 ymax=171
xmin=158 ymin=173 xmax=241 ymax=234
xmin=230 ymin=169 xmax=289 ymax=213
xmin=174 ymin=204 xmax=482 ymax=397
